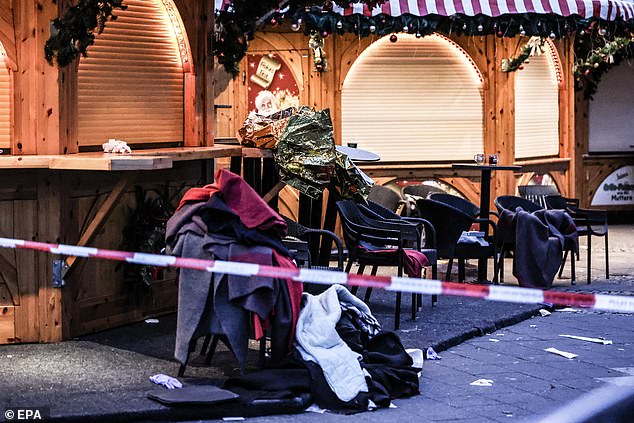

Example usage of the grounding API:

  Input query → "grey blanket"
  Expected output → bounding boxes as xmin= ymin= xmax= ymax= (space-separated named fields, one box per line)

xmin=499 ymin=208 xmax=577 ymax=289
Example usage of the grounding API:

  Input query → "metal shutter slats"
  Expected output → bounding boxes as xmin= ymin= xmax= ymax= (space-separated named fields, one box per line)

xmin=515 ymin=43 xmax=560 ymax=159
xmin=342 ymin=34 xmax=484 ymax=162
xmin=78 ymin=0 xmax=184 ymax=147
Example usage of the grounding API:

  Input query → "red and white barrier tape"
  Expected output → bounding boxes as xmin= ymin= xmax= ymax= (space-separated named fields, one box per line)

xmin=1 ymin=236 xmax=633 ymax=313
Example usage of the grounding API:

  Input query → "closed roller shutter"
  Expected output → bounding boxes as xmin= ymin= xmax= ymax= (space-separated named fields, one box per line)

xmin=342 ymin=34 xmax=484 ymax=162
xmin=78 ymin=0 xmax=184 ymax=147
xmin=514 ymin=41 xmax=560 ymax=159
xmin=0 ymin=52 xmax=9 ymax=151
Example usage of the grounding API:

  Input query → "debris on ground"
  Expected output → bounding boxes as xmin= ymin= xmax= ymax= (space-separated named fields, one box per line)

xmin=559 ymin=334 xmax=613 ymax=345
xmin=470 ymin=379 xmax=494 ymax=386
xmin=544 ymin=347 xmax=578 ymax=359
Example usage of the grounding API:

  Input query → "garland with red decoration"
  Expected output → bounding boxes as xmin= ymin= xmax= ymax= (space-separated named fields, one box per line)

xmin=574 ymin=35 xmax=634 ymax=98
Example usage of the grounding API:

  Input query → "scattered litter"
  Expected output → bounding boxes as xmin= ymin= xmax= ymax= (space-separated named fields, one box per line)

xmin=619 ymin=348 xmax=625 ymax=351
xmin=388 ymin=403 xmax=397 ymax=409
xmin=305 ymin=404 xmax=327 ymax=413
xmin=425 ymin=347 xmax=441 ymax=360
xmin=222 ymin=418 xmax=245 ymax=422
xmin=545 ymin=347 xmax=578 ymax=359
xmin=539 ymin=309 xmax=552 ymax=317
xmin=470 ymin=379 xmax=494 ymax=387
xmin=489 ymin=339 xmax=500 ymax=343
xmin=559 ymin=334 xmax=613 ymax=345
xmin=406 ymin=348 xmax=424 ymax=371
xmin=530 ymin=325 xmax=537 ymax=328
xmin=6 ymin=355 xmax=12 ymax=358
xmin=400 ymin=326 xmax=420 ymax=333
xmin=149 ymin=374 xmax=183 ymax=389
xmin=145 ymin=318 xmax=160 ymax=324
xmin=496 ymin=333 xmax=505 ymax=336
xmin=556 ymin=307 xmax=579 ymax=312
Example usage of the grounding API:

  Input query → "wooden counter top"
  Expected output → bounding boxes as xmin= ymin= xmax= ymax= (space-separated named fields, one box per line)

xmin=0 ymin=145 xmax=244 ymax=171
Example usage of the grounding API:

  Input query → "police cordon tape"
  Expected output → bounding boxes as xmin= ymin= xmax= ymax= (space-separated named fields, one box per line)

xmin=1 ymin=236 xmax=633 ymax=313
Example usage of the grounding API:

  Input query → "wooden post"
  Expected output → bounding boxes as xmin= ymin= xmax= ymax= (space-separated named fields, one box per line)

xmin=204 ymin=0 xmax=215 ymax=145
xmin=36 ymin=171 xmax=70 ymax=342
xmin=13 ymin=0 xmax=69 ymax=155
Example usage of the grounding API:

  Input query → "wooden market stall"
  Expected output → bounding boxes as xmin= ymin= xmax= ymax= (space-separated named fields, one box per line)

xmin=213 ymin=0 xmax=633 ymax=214
xmin=0 ymin=0 xmax=250 ymax=344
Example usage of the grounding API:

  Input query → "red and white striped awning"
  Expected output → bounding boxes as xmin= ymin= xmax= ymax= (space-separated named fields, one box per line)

xmin=332 ymin=0 xmax=634 ymax=20
xmin=214 ymin=0 xmax=634 ymax=21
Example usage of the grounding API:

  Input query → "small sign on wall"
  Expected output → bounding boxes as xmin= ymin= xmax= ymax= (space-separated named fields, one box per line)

xmin=591 ymin=165 xmax=634 ymax=206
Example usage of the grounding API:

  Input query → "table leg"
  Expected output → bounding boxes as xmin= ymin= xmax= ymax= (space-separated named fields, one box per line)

xmin=318 ymin=190 xmax=338 ymax=266
xmin=478 ymin=168 xmax=492 ymax=282
xmin=298 ymin=193 xmax=323 ymax=261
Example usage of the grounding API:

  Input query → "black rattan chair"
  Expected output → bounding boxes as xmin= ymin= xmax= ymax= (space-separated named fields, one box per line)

xmin=337 ymin=200 xmax=427 ymax=330
xmin=359 ymin=200 xmax=438 ymax=307
xmin=416 ymin=198 xmax=498 ymax=284
xmin=428 ymin=193 xmax=481 ymax=218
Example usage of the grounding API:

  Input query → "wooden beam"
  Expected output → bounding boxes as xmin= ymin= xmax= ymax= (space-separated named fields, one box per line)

xmin=0 ymin=253 xmax=18 ymax=305
xmin=65 ymin=173 xmax=137 ymax=271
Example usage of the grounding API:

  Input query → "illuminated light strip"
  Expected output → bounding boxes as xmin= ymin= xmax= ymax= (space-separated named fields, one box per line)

xmin=544 ymin=39 xmax=564 ymax=85
xmin=160 ymin=0 xmax=194 ymax=73
xmin=433 ymin=33 xmax=485 ymax=85
xmin=1 ymin=236 xmax=633 ymax=313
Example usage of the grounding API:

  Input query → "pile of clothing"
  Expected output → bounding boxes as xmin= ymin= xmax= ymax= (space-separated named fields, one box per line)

xmin=224 ymin=284 xmax=421 ymax=412
xmin=165 ymin=169 xmax=420 ymax=414
xmin=166 ymin=168 xmax=303 ymax=369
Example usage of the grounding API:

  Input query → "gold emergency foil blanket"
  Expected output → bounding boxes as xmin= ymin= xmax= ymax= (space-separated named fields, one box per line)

xmin=237 ymin=107 xmax=296 ymax=149
xmin=275 ymin=106 xmax=371 ymax=201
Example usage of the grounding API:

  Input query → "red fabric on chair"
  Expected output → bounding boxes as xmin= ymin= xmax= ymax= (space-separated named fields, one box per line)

xmin=177 ymin=168 xmax=287 ymax=234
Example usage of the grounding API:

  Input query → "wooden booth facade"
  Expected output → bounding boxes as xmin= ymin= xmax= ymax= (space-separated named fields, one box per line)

xmin=0 ymin=0 xmax=242 ymax=344
xmin=215 ymin=29 xmax=577 ymax=214
xmin=0 ymin=0 xmax=632 ymax=345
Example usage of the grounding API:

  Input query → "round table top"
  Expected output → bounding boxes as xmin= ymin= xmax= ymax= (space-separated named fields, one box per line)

xmin=336 ymin=145 xmax=380 ymax=162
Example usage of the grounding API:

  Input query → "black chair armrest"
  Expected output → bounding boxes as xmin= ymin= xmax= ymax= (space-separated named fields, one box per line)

xmin=296 ymin=227 xmax=345 ymax=271
xmin=403 ymin=216 xmax=437 ymax=249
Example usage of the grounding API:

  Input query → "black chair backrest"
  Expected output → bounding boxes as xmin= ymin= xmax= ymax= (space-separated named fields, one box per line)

xmin=544 ymin=194 xmax=569 ymax=210
xmin=495 ymin=195 xmax=542 ymax=214
xmin=367 ymin=185 xmax=403 ymax=212
xmin=545 ymin=194 xmax=582 ymax=210
xmin=415 ymin=199 xmax=473 ymax=258
xmin=363 ymin=200 xmax=401 ymax=220
xmin=402 ymin=184 xmax=445 ymax=199
xmin=518 ymin=185 xmax=559 ymax=209
xmin=429 ymin=193 xmax=480 ymax=218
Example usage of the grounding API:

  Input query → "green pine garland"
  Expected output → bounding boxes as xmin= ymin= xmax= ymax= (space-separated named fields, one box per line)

xmin=45 ymin=0 xmax=126 ymax=66
xmin=574 ymin=36 xmax=633 ymax=98
xmin=501 ymin=37 xmax=546 ymax=72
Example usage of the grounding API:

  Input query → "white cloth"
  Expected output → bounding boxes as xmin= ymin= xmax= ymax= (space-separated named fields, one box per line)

xmin=102 ymin=138 xmax=131 ymax=154
xmin=149 ymin=374 xmax=183 ymax=389
xmin=294 ymin=284 xmax=370 ymax=402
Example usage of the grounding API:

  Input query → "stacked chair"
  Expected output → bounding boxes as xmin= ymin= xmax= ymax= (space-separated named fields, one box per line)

xmin=336 ymin=199 xmax=436 ymax=330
